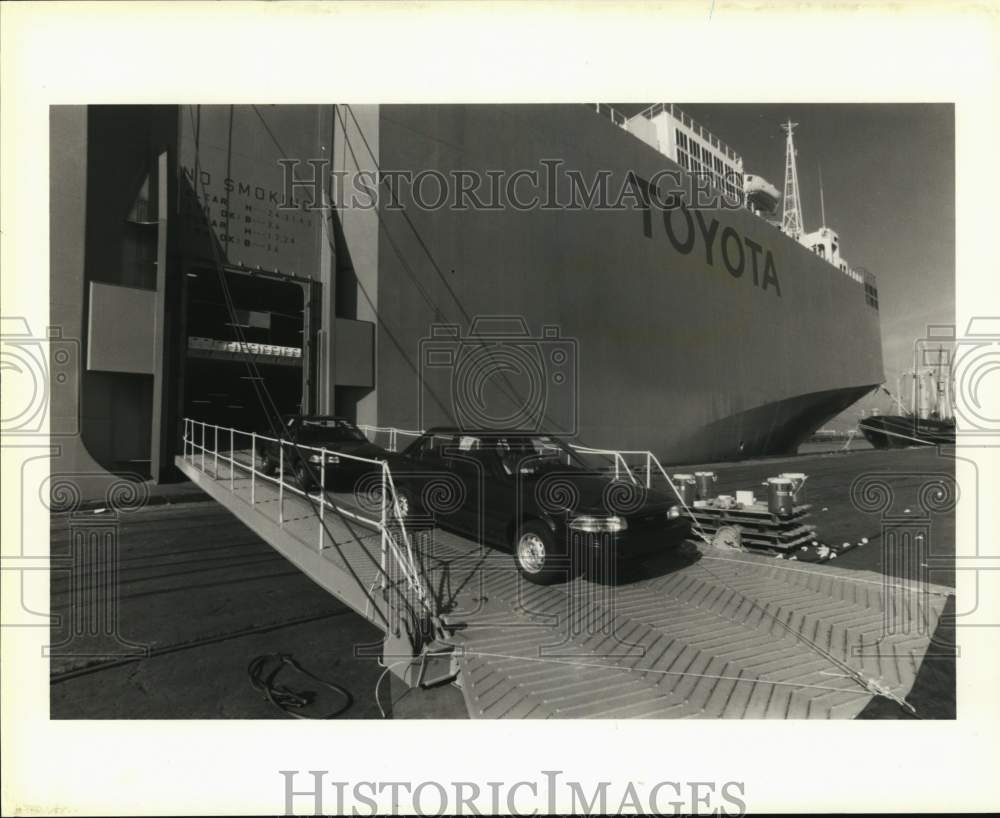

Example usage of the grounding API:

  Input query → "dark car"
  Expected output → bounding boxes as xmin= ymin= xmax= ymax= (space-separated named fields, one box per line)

xmin=259 ymin=415 xmax=391 ymax=490
xmin=393 ymin=428 xmax=691 ymax=584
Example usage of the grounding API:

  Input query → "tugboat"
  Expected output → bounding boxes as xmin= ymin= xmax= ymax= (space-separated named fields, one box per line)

xmin=859 ymin=358 xmax=955 ymax=449
xmin=858 ymin=412 xmax=955 ymax=449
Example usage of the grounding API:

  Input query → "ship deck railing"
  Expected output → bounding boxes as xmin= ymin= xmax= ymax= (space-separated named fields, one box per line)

xmin=590 ymin=101 xmax=741 ymax=164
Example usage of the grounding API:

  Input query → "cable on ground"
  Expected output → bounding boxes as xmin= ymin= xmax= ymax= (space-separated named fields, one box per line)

xmin=247 ymin=652 xmax=353 ymax=719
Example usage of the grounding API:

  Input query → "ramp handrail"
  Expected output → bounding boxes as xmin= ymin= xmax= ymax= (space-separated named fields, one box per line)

xmin=345 ymin=425 xmax=708 ymax=542
xmin=568 ymin=443 xmax=708 ymax=537
xmin=358 ymin=424 xmax=424 ymax=453
xmin=181 ymin=418 xmax=433 ymax=620
xmin=568 ymin=444 xmax=646 ymax=485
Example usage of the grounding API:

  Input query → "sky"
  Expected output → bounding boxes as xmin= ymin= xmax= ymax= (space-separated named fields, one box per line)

xmin=616 ymin=103 xmax=955 ymax=429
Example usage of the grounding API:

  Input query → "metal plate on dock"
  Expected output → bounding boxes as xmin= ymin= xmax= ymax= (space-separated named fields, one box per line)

xmin=449 ymin=544 xmax=949 ymax=719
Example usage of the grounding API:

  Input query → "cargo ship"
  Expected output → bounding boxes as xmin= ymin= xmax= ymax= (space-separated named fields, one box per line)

xmin=859 ymin=358 xmax=954 ymax=449
xmin=49 ymin=103 xmax=884 ymax=491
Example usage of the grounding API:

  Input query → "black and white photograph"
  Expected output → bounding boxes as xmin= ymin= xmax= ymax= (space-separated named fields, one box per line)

xmin=3 ymin=2 xmax=999 ymax=816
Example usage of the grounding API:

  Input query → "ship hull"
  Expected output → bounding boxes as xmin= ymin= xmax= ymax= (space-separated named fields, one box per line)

xmin=858 ymin=416 xmax=955 ymax=449
xmin=50 ymin=104 xmax=886 ymax=488
xmin=374 ymin=105 xmax=885 ymax=464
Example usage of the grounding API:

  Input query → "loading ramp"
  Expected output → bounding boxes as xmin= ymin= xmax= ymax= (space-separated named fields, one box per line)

xmin=176 ymin=420 xmax=951 ymax=719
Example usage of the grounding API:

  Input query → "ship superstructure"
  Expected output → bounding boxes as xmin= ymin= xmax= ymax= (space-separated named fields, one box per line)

xmin=594 ymin=103 xmax=876 ymax=290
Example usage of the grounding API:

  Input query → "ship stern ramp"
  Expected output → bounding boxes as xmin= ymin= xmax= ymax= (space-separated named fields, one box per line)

xmin=176 ymin=423 xmax=945 ymax=720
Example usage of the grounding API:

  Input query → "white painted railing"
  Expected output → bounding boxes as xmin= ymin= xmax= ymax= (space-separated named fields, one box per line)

xmin=353 ymin=424 xmax=699 ymax=530
xmin=327 ymin=422 xmax=713 ymax=545
xmin=358 ymin=424 xmax=424 ymax=453
xmin=181 ymin=418 xmax=432 ymax=620
xmin=568 ymin=443 xmax=711 ymax=542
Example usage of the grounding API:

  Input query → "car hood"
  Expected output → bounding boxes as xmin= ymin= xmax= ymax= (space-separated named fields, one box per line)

xmin=541 ymin=474 xmax=680 ymax=518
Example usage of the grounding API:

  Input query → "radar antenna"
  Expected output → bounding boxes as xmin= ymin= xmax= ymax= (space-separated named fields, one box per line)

xmin=781 ymin=120 xmax=804 ymax=239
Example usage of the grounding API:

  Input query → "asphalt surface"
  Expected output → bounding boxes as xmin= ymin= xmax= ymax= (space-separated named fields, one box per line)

xmin=692 ymin=446 xmax=956 ymax=588
xmin=50 ymin=501 xmax=393 ymax=718
xmin=50 ymin=446 xmax=956 ymax=720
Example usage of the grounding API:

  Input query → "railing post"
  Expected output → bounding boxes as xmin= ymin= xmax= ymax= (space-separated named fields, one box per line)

xmin=183 ymin=418 xmax=188 ymax=460
xmin=278 ymin=443 xmax=284 ymax=526
xmin=380 ymin=464 xmax=388 ymax=591
xmin=646 ymin=452 xmax=652 ymax=489
xmin=229 ymin=427 xmax=235 ymax=490
xmin=390 ymin=429 xmax=397 ymax=452
xmin=318 ymin=446 xmax=326 ymax=551
xmin=201 ymin=422 xmax=206 ymax=472
xmin=250 ymin=432 xmax=256 ymax=505
xmin=214 ymin=424 xmax=219 ymax=477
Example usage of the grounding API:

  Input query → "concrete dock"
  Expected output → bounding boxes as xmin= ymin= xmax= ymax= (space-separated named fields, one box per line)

xmin=50 ymin=446 xmax=956 ymax=719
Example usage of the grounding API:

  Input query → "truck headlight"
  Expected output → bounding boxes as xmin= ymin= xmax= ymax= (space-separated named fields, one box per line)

xmin=308 ymin=453 xmax=340 ymax=464
xmin=667 ymin=505 xmax=682 ymax=519
xmin=568 ymin=515 xmax=627 ymax=533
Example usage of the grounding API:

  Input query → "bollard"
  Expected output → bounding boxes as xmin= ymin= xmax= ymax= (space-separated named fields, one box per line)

xmin=779 ymin=472 xmax=807 ymax=505
xmin=694 ymin=471 xmax=717 ymax=501
xmin=671 ymin=473 xmax=696 ymax=506
xmin=765 ymin=477 xmax=795 ymax=516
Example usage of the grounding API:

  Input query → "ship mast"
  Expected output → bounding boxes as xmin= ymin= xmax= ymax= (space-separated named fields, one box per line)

xmin=818 ymin=164 xmax=826 ymax=228
xmin=781 ymin=120 xmax=804 ymax=239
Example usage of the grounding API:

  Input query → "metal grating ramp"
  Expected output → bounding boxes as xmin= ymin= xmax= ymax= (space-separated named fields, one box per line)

xmin=448 ymin=544 xmax=950 ymax=719
xmin=176 ymin=450 xmax=950 ymax=719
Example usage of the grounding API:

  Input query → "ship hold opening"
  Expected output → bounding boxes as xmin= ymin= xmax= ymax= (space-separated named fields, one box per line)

xmin=183 ymin=265 xmax=314 ymax=433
